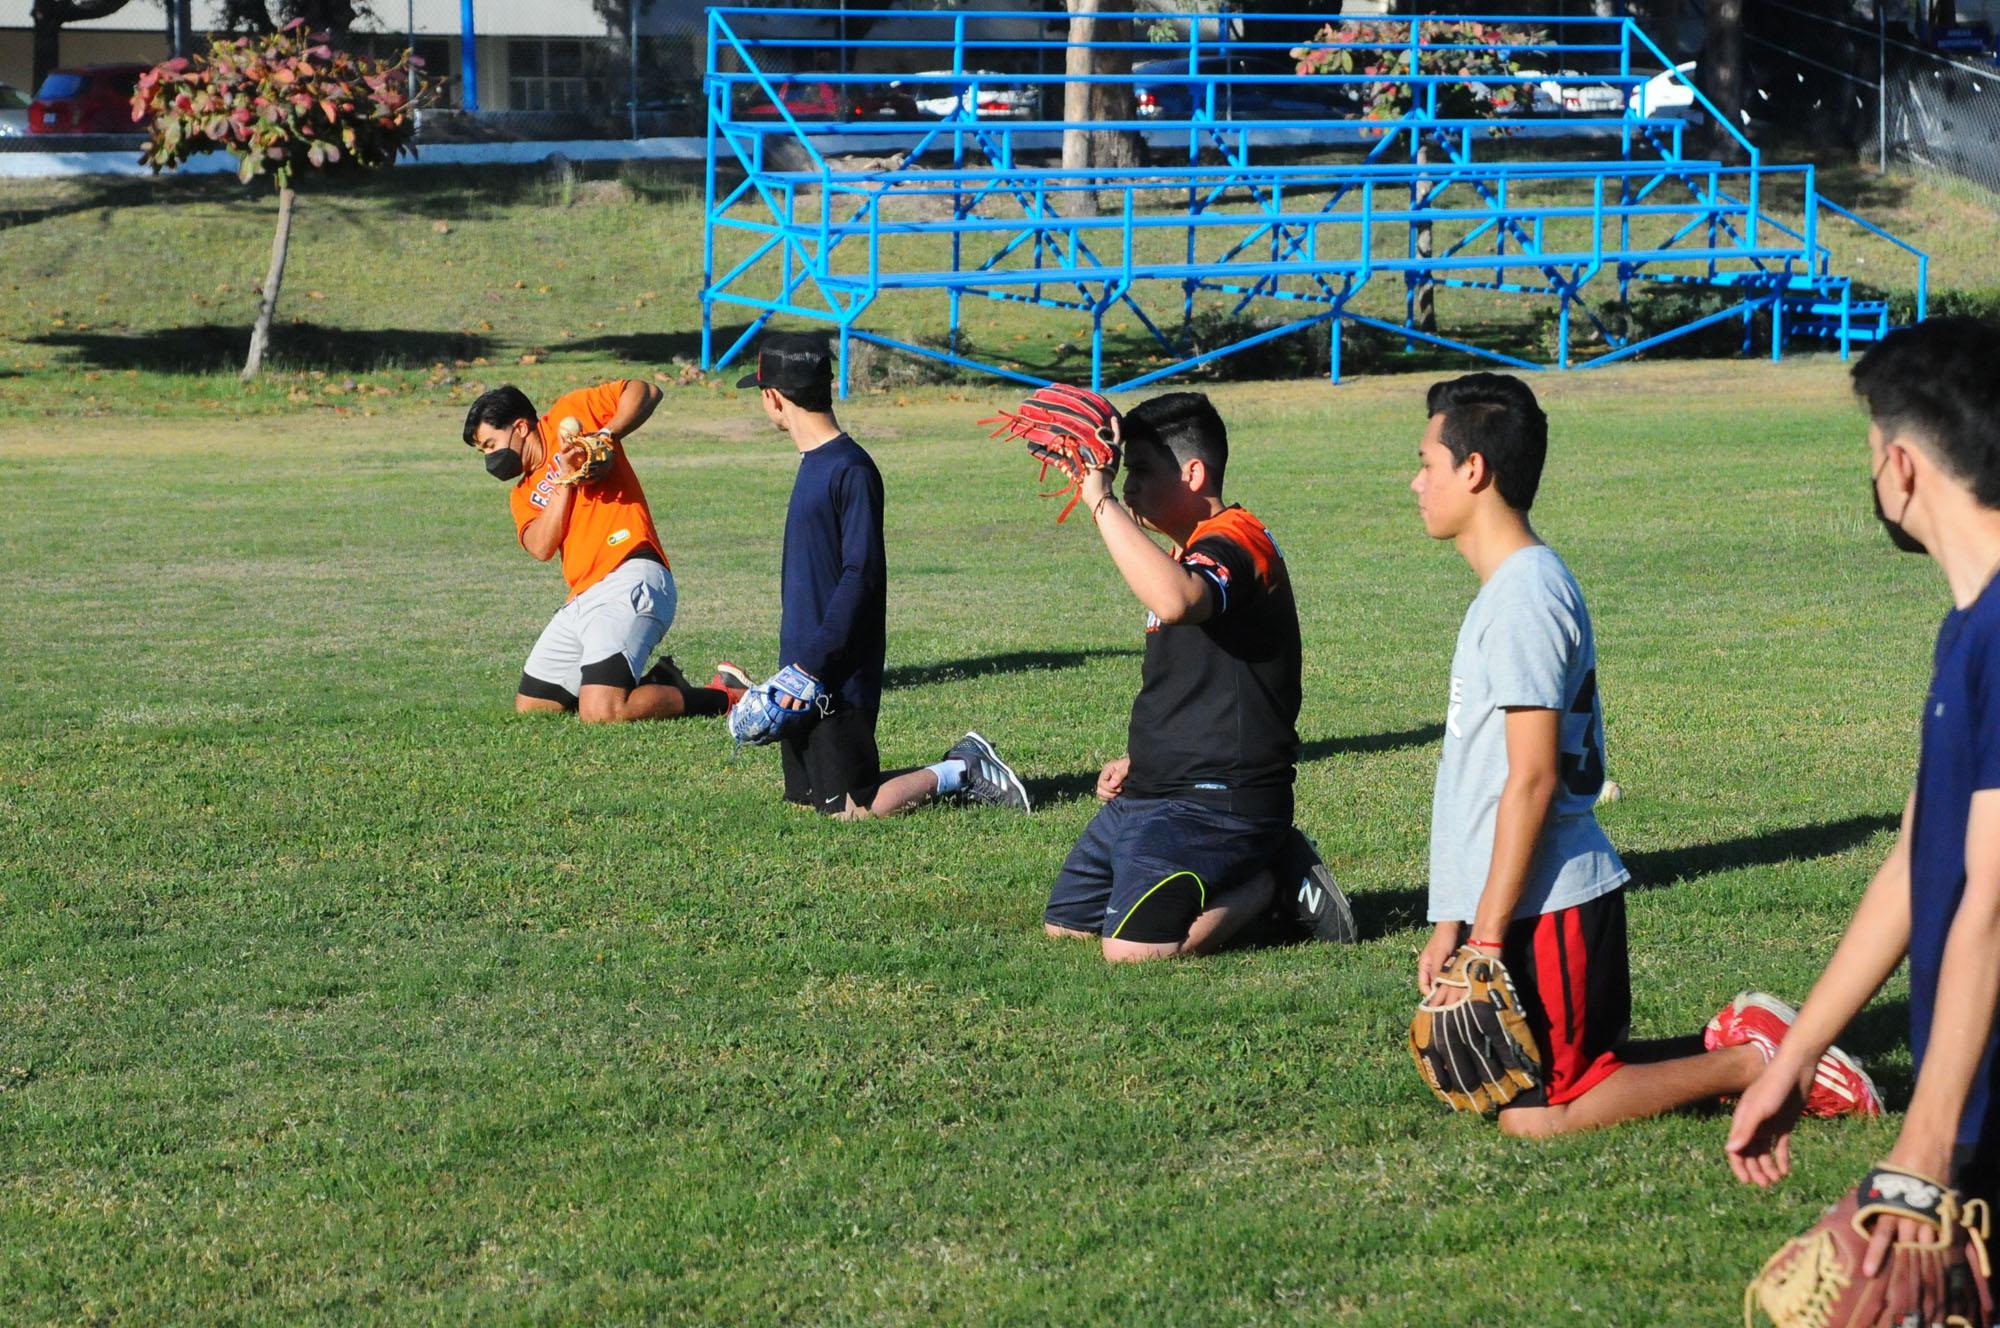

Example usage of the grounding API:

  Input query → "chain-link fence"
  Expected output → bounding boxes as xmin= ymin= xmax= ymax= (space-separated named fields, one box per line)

xmin=1747 ymin=0 xmax=2000 ymax=194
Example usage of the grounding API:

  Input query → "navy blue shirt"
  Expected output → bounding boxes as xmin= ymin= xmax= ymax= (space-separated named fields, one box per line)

xmin=1911 ymin=577 xmax=2000 ymax=1153
xmin=779 ymin=434 xmax=886 ymax=711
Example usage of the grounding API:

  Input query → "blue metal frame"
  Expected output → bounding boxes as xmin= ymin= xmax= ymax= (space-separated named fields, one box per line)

xmin=701 ymin=8 xmax=1929 ymax=394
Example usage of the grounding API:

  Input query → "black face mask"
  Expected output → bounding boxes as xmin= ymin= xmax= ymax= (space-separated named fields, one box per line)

xmin=1872 ymin=458 xmax=1926 ymax=554
xmin=485 ymin=445 xmax=525 ymax=482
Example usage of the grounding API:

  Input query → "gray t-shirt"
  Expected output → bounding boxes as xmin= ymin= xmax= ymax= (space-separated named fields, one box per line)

xmin=1428 ymin=544 xmax=1628 ymax=924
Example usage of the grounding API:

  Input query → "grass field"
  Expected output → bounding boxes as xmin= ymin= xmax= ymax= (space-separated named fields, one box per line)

xmin=1 ymin=154 xmax=1994 ymax=1323
xmin=0 ymin=346 xmax=1959 ymax=1324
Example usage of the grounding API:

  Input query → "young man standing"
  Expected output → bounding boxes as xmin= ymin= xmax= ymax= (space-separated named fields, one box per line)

xmin=1727 ymin=319 xmax=2000 ymax=1259
xmin=1042 ymin=390 xmax=1349 ymax=962
xmin=464 ymin=379 xmax=733 ymax=724
xmin=1411 ymin=372 xmax=1878 ymax=1136
xmin=734 ymin=332 xmax=1030 ymax=820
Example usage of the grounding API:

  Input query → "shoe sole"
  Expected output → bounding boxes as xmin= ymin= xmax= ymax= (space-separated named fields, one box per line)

xmin=712 ymin=662 xmax=755 ymax=692
xmin=958 ymin=730 xmax=1031 ymax=814
xmin=1709 ymin=989 xmax=1796 ymax=1052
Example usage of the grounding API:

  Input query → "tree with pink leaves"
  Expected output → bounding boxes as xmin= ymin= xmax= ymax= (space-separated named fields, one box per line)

xmin=132 ymin=22 xmax=423 ymax=379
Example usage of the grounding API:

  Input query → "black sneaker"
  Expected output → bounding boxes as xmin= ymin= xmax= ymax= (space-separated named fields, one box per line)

xmin=639 ymin=654 xmax=692 ymax=690
xmin=1272 ymin=828 xmax=1357 ymax=943
xmin=944 ymin=731 xmax=1031 ymax=813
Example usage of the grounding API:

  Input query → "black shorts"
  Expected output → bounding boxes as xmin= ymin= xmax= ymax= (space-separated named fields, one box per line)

xmin=1499 ymin=888 xmax=1631 ymax=1111
xmin=1044 ymin=795 xmax=1291 ymax=942
xmin=780 ymin=705 xmax=882 ymax=816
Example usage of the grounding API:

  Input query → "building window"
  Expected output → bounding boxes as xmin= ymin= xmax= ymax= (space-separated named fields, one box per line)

xmin=508 ymin=39 xmax=604 ymax=112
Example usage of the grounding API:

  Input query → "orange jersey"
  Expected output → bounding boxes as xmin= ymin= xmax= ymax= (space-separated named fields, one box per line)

xmin=507 ymin=380 xmax=667 ymax=600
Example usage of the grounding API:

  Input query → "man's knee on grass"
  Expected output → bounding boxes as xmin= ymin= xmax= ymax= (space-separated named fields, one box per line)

xmin=517 ymin=673 xmax=576 ymax=715
xmin=1497 ymin=1104 xmax=1569 ymax=1139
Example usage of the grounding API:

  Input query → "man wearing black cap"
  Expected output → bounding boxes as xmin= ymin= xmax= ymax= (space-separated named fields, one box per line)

xmin=731 ymin=331 xmax=1032 ymax=819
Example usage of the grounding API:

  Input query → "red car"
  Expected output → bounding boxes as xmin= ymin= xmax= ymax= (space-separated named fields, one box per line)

xmin=737 ymin=78 xmax=842 ymax=121
xmin=29 ymin=64 xmax=150 ymax=134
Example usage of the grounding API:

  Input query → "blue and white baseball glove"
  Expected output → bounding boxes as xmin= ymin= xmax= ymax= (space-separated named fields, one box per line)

xmin=726 ymin=663 xmax=829 ymax=746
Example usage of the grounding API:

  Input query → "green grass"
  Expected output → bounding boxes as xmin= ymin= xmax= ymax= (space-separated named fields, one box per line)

xmin=0 ymin=352 xmax=1962 ymax=1324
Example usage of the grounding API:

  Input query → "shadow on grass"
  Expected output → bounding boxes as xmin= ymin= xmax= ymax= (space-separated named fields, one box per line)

xmin=1625 ymin=812 xmax=1901 ymax=891
xmin=1300 ymin=723 xmax=1444 ymax=763
xmin=1838 ymin=996 xmax=1915 ymax=1103
xmin=562 ymin=326 xmax=754 ymax=368
xmin=885 ymin=646 xmax=1140 ymax=691
xmin=1025 ymin=769 xmax=1102 ymax=806
xmin=25 ymin=324 xmax=495 ymax=373
xmin=1348 ymin=885 xmax=1428 ymax=938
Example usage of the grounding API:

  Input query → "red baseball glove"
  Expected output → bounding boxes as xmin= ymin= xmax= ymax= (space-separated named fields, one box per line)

xmin=981 ymin=383 xmax=1122 ymax=522
xmin=1746 ymin=1165 xmax=1993 ymax=1328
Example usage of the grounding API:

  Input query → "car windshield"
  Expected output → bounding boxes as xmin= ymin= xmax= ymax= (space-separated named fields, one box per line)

xmin=0 ymin=84 xmax=27 ymax=109
xmin=35 ymin=73 xmax=85 ymax=99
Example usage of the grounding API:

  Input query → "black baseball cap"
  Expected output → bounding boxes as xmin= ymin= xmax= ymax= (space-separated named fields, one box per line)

xmin=735 ymin=331 xmax=833 ymax=394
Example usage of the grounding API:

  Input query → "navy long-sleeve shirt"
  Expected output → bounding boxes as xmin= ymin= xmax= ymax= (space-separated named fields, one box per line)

xmin=779 ymin=433 xmax=886 ymax=711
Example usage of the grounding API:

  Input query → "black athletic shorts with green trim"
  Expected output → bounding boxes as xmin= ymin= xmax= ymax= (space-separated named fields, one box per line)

xmin=1044 ymin=795 xmax=1291 ymax=942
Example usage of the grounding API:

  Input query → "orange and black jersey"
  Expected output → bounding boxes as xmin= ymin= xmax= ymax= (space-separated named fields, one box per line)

xmin=1123 ymin=505 xmax=1302 ymax=821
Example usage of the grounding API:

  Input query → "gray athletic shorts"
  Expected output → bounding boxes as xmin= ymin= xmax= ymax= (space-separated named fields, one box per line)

xmin=521 ymin=556 xmax=675 ymax=701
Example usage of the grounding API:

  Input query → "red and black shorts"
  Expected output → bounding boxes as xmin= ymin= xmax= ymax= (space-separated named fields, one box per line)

xmin=1499 ymin=888 xmax=1631 ymax=1111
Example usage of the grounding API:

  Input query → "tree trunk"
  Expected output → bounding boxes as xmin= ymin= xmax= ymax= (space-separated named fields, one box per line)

xmin=31 ymin=0 xmax=138 ymax=91
xmin=1700 ymin=0 xmax=1747 ymax=160
xmin=31 ymin=13 xmax=60 ymax=91
xmin=243 ymin=185 xmax=295 ymax=381
xmin=1062 ymin=2 xmax=1146 ymax=213
xmin=1061 ymin=0 xmax=1099 ymax=181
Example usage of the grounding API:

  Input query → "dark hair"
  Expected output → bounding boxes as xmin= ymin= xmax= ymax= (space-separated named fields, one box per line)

xmin=1852 ymin=316 xmax=2000 ymax=507
xmin=770 ymin=378 xmax=833 ymax=415
xmin=1123 ymin=391 xmax=1228 ymax=491
xmin=1424 ymin=372 xmax=1548 ymax=511
xmin=462 ymin=385 xmax=537 ymax=446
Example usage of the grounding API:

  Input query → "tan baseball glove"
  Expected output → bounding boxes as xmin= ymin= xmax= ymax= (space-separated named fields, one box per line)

xmin=552 ymin=416 xmax=616 ymax=486
xmin=1407 ymin=945 xmax=1544 ymax=1114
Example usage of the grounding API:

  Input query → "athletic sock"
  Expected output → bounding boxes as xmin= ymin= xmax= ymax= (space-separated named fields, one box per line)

xmin=675 ymin=686 xmax=731 ymax=718
xmin=927 ymin=759 xmax=967 ymax=795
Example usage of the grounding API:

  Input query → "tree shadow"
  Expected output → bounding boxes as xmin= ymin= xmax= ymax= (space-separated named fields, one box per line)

xmin=1299 ymin=723 xmax=1444 ymax=763
xmin=25 ymin=324 xmax=495 ymax=373
xmin=885 ymin=646 xmax=1141 ymax=691
xmin=0 ymin=174 xmax=209 ymax=234
xmin=1624 ymin=812 xmax=1901 ymax=891
xmin=562 ymin=326 xmax=754 ymax=368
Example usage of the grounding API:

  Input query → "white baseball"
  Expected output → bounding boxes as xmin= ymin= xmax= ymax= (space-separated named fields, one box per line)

xmin=1596 ymin=780 xmax=1623 ymax=805
xmin=558 ymin=416 xmax=581 ymax=440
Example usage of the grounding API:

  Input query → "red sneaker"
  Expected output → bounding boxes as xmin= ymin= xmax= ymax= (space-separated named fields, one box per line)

xmin=710 ymin=662 xmax=753 ymax=708
xmin=1705 ymin=991 xmax=1882 ymax=1118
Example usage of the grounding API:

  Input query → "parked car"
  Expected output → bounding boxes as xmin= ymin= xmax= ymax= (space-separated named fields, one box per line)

xmin=894 ymin=71 xmax=1038 ymax=120
xmin=0 ymin=80 xmax=29 ymax=136
xmin=1629 ymin=62 xmax=1700 ymax=119
xmin=28 ymin=64 xmax=149 ymax=134
xmin=736 ymin=77 xmax=841 ymax=122
xmin=1519 ymin=69 xmax=1629 ymax=115
xmin=736 ymin=77 xmax=914 ymax=122
xmin=1134 ymin=53 xmax=1358 ymax=121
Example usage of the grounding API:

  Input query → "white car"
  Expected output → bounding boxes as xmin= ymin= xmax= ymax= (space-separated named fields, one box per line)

xmin=895 ymin=70 xmax=1038 ymax=120
xmin=1519 ymin=69 xmax=1628 ymax=115
xmin=1630 ymin=62 xmax=1700 ymax=119
xmin=0 ymin=81 xmax=29 ymax=137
